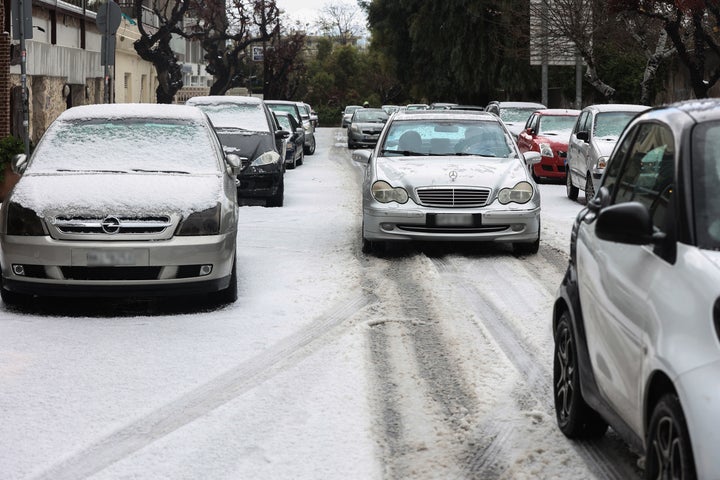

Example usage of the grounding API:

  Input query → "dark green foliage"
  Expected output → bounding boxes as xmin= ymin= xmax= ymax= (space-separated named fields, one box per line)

xmin=0 ymin=136 xmax=26 ymax=182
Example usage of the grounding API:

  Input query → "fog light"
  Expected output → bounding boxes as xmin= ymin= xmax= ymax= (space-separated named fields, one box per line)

xmin=380 ymin=223 xmax=395 ymax=231
xmin=12 ymin=264 xmax=26 ymax=276
xmin=512 ymin=224 xmax=525 ymax=232
xmin=199 ymin=265 xmax=213 ymax=276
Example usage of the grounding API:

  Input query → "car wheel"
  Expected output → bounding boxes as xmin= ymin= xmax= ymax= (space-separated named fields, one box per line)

xmin=513 ymin=237 xmax=539 ymax=255
xmin=266 ymin=177 xmax=284 ymax=207
xmin=210 ymin=257 xmax=238 ymax=305
xmin=553 ymin=310 xmax=608 ymax=438
xmin=287 ymin=155 xmax=297 ymax=170
xmin=584 ymin=173 xmax=595 ymax=202
xmin=566 ymin=170 xmax=579 ymax=201
xmin=305 ymin=136 xmax=316 ymax=155
xmin=645 ymin=394 xmax=696 ymax=480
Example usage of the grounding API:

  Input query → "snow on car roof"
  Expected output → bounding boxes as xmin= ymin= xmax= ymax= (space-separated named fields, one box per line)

xmin=58 ymin=103 xmax=209 ymax=122
xmin=186 ymin=95 xmax=262 ymax=106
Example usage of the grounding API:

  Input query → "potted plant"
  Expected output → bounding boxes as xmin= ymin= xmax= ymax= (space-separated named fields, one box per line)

xmin=0 ymin=135 xmax=26 ymax=202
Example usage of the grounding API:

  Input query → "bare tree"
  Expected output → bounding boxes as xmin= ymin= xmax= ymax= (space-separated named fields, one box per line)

xmin=185 ymin=0 xmax=280 ymax=95
xmin=133 ymin=0 xmax=191 ymax=103
xmin=316 ymin=1 xmax=364 ymax=45
xmin=610 ymin=0 xmax=720 ymax=99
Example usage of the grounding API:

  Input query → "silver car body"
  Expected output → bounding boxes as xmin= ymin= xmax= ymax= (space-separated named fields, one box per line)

xmin=566 ymin=103 xmax=647 ymax=198
xmin=294 ymin=102 xmax=316 ymax=154
xmin=0 ymin=104 xmax=238 ymax=300
xmin=356 ymin=111 xmax=541 ymax=252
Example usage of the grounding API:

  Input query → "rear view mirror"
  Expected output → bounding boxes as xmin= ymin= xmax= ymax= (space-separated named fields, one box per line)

xmin=352 ymin=149 xmax=372 ymax=164
xmin=577 ymin=131 xmax=589 ymax=142
xmin=225 ymin=153 xmax=245 ymax=176
xmin=11 ymin=154 xmax=28 ymax=174
xmin=276 ymin=130 xmax=290 ymax=140
xmin=523 ymin=151 xmax=541 ymax=166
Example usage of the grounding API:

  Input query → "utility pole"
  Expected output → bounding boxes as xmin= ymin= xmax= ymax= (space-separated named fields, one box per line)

xmin=96 ymin=0 xmax=121 ymax=103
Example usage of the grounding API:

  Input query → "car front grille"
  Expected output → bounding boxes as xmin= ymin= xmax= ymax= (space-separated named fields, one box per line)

xmin=53 ymin=216 xmax=172 ymax=235
xmin=60 ymin=266 xmax=162 ymax=281
xmin=415 ymin=187 xmax=491 ymax=207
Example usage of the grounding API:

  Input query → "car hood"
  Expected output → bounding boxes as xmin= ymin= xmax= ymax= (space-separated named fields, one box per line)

xmin=9 ymin=172 xmax=224 ymax=219
xmin=591 ymin=136 xmax=620 ymax=157
xmin=351 ymin=122 xmax=386 ymax=130
xmin=216 ymin=130 xmax=275 ymax=160
xmin=374 ymin=155 xmax=530 ymax=191
xmin=535 ymin=133 xmax=571 ymax=148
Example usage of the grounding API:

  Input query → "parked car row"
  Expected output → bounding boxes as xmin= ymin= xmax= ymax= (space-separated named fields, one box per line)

xmin=0 ymin=96 xmax=319 ymax=307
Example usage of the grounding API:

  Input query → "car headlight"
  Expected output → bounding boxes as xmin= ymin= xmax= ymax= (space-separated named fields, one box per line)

xmin=497 ymin=181 xmax=534 ymax=205
xmin=176 ymin=205 xmax=220 ymax=236
xmin=6 ymin=203 xmax=46 ymax=235
xmin=251 ymin=151 xmax=281 ymax=166
xmin=596 ymin=156 xmax=608 ymax=170
xmin=371 ymin=180 xmax=409 ymax=204
xmin=539 ymin=143 xmax=553 ymax=157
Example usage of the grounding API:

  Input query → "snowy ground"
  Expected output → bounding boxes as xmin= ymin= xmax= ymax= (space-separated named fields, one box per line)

xmin=0 ymin=128 xmax=642 ymax=479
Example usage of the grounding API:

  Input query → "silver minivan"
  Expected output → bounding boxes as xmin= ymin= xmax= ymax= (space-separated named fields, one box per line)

xmin=565 ymin=104 xmax=647 ymax=202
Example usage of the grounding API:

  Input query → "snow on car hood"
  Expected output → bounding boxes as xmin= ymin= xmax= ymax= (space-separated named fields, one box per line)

xmin=374 ymin=155 xmax=529 ymax=191
xmin=10 ymin=173 xmax=224 ymax=218
xmin=592 ymin=136 xmax=620 ymax=157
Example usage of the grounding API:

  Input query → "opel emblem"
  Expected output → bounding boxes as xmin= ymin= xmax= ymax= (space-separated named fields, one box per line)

xmin=449 ymin=170 xmax=458 ymax=182
xmin=101 ymin=216 xmax=121 ymax=234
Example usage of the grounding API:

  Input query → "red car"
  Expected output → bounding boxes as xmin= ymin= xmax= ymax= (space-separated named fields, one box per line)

xmin=517 ymin=109 xmax=580 ymax=182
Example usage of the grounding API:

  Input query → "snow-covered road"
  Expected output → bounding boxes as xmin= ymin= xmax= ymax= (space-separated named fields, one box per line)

xmin=1 ymin=128 xmax=642 ymax=479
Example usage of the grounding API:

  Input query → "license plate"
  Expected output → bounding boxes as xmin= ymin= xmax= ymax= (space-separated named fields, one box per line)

xmin=86 ymin=250 xmax=138 ymax=266
xmin=435 ymin=214 xmax=474 ymax=227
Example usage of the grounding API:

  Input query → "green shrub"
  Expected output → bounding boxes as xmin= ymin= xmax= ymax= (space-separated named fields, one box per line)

xmin=0 ymin=136 xmax=26 ymax=183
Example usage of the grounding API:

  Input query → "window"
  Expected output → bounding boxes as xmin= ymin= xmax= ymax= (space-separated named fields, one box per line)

xmin=612 ymin=123 xmax=674 ymax=234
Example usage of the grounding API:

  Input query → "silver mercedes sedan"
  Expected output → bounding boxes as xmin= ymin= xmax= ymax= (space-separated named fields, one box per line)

xmin=353 ymin=110 xmax=542 ymax=254
xmin=0 ymin=104 xmax=241 ymax=306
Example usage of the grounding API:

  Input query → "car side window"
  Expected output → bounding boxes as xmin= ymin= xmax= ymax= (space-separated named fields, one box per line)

xmin=575 ymin=112 xmax=589 ymax=134
xmin=612 ymin=123 xmax=675 ymax=234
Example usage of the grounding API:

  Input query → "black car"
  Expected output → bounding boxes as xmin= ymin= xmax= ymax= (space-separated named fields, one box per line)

xmin=186 ymin=96 xmax=288 ymax=207
xmin=274 ymin=111 xmax=304 ymax=169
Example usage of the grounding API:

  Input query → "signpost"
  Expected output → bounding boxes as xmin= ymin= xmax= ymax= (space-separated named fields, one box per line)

xmin=96 ymin=0 xmax=122 ymax=103
xmin=11 ymin=0 xmax=33 ymax=155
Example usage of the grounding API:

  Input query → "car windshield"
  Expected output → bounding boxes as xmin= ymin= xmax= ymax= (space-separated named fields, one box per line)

xmin=29 ymin=118 xmax=220 ymax=174
xmin=499 ymin=108 xmax=536 ymax=123
xmin=538 ymin=115 xmax=577 ymax=135
xmin=380 ymin=119 xmax=515 ymax=157
xmin=267 ymin=104 xmax=299 ymax=122
xmin=691 ymin=121 xmax=720 ymax=250
xmin=344 ymin=106 xmax=361 ymax=115
xmin=594 ymin=111 xmax=638 ymax=138
xmin=353 ymin=110 xmax=389 ymax=123
xmin=276 ymin=115 xmax=292 ymax=131
xmin=191 ymin=102 xmax=270 ymax=133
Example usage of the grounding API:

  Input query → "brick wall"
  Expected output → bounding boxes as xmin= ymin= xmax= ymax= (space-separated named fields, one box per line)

xmin=0 ymin=2 xmax=11 ymax=138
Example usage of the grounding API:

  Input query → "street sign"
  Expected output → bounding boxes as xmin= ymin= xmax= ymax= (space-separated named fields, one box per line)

xmin=252 ymin=46 xmax=264 ymax=62
xmin=11 ymin=0 xmax=33 ymax=40
xmin=101 ymin=36 xmax=116 ymax=66
xmin=96 ymin=0 xmax=122 ymax=35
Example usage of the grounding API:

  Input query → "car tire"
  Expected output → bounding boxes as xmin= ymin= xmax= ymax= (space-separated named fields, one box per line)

xmin=266 ymin=177 xmax=284 ymax=207
xmin=287 ymin=155 xmax=297 ymax=170
xmin=211 ymin=257 xmax=238 ymax=305
xmin=584 ymin=173 xmax=595 ymax=202
xmin=553 ymin=310 xmax=608 ymax=438
xmin=305 ymin=136 xmax=316 ymax=155
xmin=566 ymin=170 xmax=579 ymax=201
xmin=513 ymin=221 xmax=540 ymax=255
xmin=645 ymin=394 xmax=696 ymax=480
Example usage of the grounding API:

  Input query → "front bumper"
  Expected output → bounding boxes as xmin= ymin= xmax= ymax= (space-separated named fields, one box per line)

xmin=348 ymin=130 xmax=381 ymax=148
xmin=533 ymin=155 xmax=567 ymax=179
xmin=238 ymin=168 xmax=282 ymax=199
xmin=0 ymin=232 xmax=236 ymax=297
xmin=363 ymin=204 xmax=540 ymax=244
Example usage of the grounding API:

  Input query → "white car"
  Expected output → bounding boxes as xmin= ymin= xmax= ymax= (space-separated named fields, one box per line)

xmin=565 ymin=103 xmax=647 ymax=201
xmin=0 ymin=104 xmax=241 ymax=306
xmin=553 ymin=99 xmax=720 ymax=478
xmin=353 ymin=110 xmax=541 ymax=255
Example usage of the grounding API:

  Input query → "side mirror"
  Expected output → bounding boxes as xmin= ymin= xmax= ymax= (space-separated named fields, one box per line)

xmin=295 ymin=127 xmax=304 ymax=135
xmin=352 ymin=149 xmax=372 ymax=164
xmin=523 ymin=151 xmax=541 ymax=166
xmin=225 ymin=153 xmax=245 ymax=176
xmin=11 ymin=153 xmax=28 ymax=174
xmin=577 ymin=131 xmax=589 ymax=142
xmin=275 ymin=129 xmax=290 ymax=140
xmin=595 ymin=201 xmax=657 ymax=245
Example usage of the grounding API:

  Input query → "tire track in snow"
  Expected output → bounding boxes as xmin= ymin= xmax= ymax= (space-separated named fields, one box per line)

xmin=32 ymin=293 xmax=375 ymax=480
xmin=430 ymin=256 xmax=641 ymax=480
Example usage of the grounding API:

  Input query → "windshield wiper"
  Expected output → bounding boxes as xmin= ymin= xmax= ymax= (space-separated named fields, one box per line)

xmin=381 ymin=149 xmax=428 ymax=156
xmin=131 ymin=168 xmax=191 ymax=174
xmin=56 ymin=168 xmax=129 ymax=174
